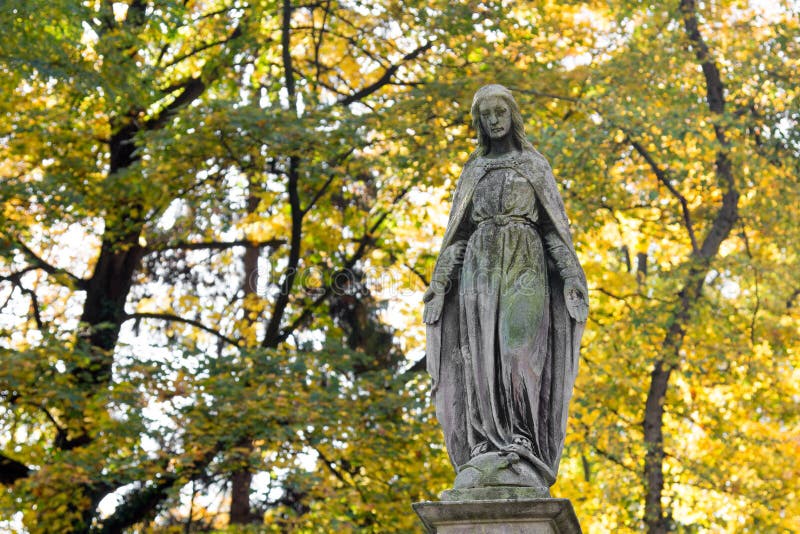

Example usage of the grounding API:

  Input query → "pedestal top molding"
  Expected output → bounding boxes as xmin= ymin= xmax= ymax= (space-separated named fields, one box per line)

xmin=413 ymin=498 xmax=582 ymax=534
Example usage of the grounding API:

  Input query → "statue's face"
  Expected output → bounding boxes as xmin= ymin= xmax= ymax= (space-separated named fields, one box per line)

xmin=478 ymin=95 xmax=512 ymax=141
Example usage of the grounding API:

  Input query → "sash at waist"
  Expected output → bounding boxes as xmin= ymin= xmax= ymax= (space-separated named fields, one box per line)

xmin=475 ymin=214 xmax=538 ymax=228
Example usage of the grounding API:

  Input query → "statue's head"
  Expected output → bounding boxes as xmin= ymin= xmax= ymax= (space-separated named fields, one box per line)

xmin=471 ymin=84 xmax=533 ymax=155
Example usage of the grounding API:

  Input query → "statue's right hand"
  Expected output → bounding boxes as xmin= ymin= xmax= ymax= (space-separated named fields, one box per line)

xmin=423 ymin=292 xmax=445 ymax=324
xmin=423 ymin=286 xmax=437 ymax=303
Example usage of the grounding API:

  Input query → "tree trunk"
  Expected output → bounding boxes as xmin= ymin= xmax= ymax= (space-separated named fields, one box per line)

xmin=229 ymin=192 xmax=260 ymax=524
xmin=641 ymin=2 xmax=739 ymax=530
xmin=229 ymin=449 xmax=255 ymax=523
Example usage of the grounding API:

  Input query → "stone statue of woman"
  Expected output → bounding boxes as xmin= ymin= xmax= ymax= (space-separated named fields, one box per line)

xmin=423 ymin=84 xmax=588 ymax=499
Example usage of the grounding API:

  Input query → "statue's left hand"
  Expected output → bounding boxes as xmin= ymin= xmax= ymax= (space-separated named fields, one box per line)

xmin=423 ymin=287 xmax=445 ymax=324
xmin=564 ymin=277 xmax=588 ymax=323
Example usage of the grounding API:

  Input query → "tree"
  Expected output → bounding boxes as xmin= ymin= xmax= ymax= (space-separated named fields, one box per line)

xmin=461 ymin=1 xmax=799 ymax=531
xmin=0 ymin=0 xmax=483 ymax=530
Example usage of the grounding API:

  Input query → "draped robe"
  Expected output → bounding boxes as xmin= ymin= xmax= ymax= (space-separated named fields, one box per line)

xmin=426 ymin=149 xmax=586 ymax=485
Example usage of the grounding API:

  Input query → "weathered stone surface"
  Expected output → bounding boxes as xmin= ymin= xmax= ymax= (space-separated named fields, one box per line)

xmin=422 ymin=84 xmax=588 ymax=496
xmin=413 ymin=498 xmax=582 ymax=534
xmin=441 ymin=485 xmax=550 ymax=502
xmin=446 ymin=451 xmax=550 ymax=499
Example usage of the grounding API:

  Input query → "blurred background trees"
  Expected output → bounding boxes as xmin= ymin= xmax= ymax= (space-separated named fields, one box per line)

xmin=1 ymin=0 xmax=797 ymax=532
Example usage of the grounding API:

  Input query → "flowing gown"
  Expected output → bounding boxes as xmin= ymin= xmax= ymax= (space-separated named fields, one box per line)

xmin=456 ymin=158 xmax=576 ymax=467
xmin=426 ymin=149 xmax=586 ymax=486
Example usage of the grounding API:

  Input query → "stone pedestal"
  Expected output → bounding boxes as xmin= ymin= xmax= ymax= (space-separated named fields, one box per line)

xmin=412 ymin=498 xmax=581 ymax=534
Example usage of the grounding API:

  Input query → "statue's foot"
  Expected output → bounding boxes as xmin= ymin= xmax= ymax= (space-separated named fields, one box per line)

xmin=500 ymin=437 xmax=554 ymax=480
xmin=499 ymin=443 xmax=528 ymax=458
xmin=512 ymin=434 xmax=533 ymax=451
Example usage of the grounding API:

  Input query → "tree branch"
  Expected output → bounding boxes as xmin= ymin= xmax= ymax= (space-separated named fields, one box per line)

xmin=628 ymin=138 xmax=699 ymax=253
xmin=18 ymin=284 xmax=44 ymax=330
xmin=147 ymin=15 xmax=246 ymax=130
xmin=574 ymin=420 xmax=638 ymax=475
xmin=403 ymin=261 xmax=429 ymax=287
xmin=406 ymin=355 xmax=426 ymax=374
xmin=161 ymin=36 xmax=238 ymax=69
xmin=0 ymin=453 xmax=30 ymax=485
xmin=93 ymin=442 xmax=224 ymax=533
xmin=739 ymin=222 xmax=760 ymax=347
xmin=125 ymin=312 xmax=239 ymax=347
xmin=145 ymin=238 xmax=285 ymax=254
xmin=510 ymin=86 xmax=582 ymax=104
xmin=312 ymin=446 xmax=369 ymax=502
xmin=263 ymin=156 xmax=302 ymax=348
xmin=302 ymin=173 xmax=337 ymax=216
xmin=311 ymin=0 xmax=333 ymax=89
xmin=680 ymin=0 xmax=725 ymax=116
xmin=313 ymin=446 xmax=352 ymax=487
xmin=301 ymin=147 xmax=356 ymax=215
xmin=13 ymin=239 xmax=87 ymax=289
xmin=92 ymin=478 xmax=174 ymax=534
xmin=274 ymin=185 xmax=411 ymax=345
xmin=145 ymin=76 xmax=207 ymax=131
xmin=281 ymin=0 xmax=297 ymax=109
xmin=337 ymin=41 xmax=433 ymax=106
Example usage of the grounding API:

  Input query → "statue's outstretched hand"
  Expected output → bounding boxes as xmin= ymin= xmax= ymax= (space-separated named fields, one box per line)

xmin=423 ymin=286 xmax=445 ymax=324
xmin=564 ymin=277 xmax=589 ymax=323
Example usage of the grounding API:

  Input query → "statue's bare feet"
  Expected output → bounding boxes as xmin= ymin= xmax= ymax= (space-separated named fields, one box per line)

xmin=499 ymin=444 xmax=526 ymax=460
xmin=501 ymin=442 xmax=540 ymax=469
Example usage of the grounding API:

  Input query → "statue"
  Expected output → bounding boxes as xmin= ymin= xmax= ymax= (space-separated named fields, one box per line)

xmin=423 ymin=84 xmax=588 ymax=499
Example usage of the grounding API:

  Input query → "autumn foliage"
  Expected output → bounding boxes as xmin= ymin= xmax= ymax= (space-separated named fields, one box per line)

xmin=1 ymin=1 xmax=798 ymax=532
